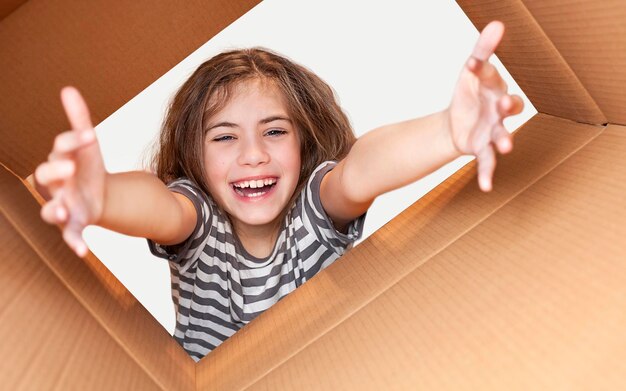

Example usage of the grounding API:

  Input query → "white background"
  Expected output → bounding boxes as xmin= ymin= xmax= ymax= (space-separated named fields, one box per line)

xmin=85 ymin=0 xmax=536 ymax=335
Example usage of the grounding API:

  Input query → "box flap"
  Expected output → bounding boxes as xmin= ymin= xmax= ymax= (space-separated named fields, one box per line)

xmin=521 ymin=0 xmax=626 ymax=125
xmin=0 ymin=0 xmax=261 ymax=178
xmin=0 ymin=213 xmax=163 ymax=390
xmin=197 ymin=114 xmax=604 ymax=390
xmin=246 ymin=124 xmax=625 ymax=390
xmin=457 ymin=0 xmax=606 ymax=125
xmin=0 ymin=165 xmax=195 ymax=391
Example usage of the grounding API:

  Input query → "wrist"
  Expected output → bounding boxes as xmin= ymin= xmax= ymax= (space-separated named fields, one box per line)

xmin=439 ymin=108 xmax=464 ymax=159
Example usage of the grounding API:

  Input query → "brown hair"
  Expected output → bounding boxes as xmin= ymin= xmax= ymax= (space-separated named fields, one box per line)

xmin=152 ymin=47 xmax=355 ymax=211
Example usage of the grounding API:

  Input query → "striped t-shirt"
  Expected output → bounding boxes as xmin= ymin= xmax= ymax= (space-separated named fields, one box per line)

xmin=148 ymin=161 xmax=366 ymax=362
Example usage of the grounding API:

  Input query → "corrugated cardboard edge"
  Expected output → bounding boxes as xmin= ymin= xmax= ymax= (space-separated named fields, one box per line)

xmin=0 ymin=164 xmax=195 ymax=391
xmin=197 ymin=114 xmax=605 ymax=390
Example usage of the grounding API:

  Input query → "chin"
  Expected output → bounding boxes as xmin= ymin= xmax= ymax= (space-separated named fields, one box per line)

xmin=239 ymin=211 xmax=283 ymax=226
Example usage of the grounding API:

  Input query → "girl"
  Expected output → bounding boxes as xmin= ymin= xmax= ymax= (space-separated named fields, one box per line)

xmin=34 ymin=21 xmax=523 ymax=361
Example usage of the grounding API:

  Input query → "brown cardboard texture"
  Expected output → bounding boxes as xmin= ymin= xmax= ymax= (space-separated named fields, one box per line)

xmin=1 ymin=0 xmax=625 ymax=389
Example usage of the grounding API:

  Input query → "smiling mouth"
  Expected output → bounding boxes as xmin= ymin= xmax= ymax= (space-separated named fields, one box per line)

xmin=231 ymin=179 xmax=278 ymax=198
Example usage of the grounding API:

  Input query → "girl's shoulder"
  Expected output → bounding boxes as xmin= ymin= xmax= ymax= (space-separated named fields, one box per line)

xmin=301 ymin=160 xmax=337 ymax=198
xmin=166 ymin=177 xmax=211 ymax=200
xmin=294 ymin=160 xmax=365 ymax=254
xmin=165 ymin=177 xmax=221 ymax=218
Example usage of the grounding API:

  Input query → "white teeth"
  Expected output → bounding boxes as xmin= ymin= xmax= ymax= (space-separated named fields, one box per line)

xmin=233 ymin=178 xmax=276 ymax=188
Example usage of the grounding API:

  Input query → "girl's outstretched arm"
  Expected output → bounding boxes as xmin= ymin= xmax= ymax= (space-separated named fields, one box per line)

xmin=34 ymin=87 xmax=197 ymax=257
xmin=321 ymin=21 xmax=524 ymax=230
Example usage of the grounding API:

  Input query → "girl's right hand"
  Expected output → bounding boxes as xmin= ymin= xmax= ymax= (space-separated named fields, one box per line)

xmin=35 ymin=87 xmax=107 ymax=257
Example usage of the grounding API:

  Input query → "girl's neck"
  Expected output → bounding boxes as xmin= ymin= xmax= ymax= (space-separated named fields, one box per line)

xmin=230 ymin=215 xmax=283 ymax=259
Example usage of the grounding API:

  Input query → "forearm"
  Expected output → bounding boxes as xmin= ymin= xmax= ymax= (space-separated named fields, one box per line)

xmin=98 ymin=171 xmax=193 ymax=244
xmin=340 ymin=109 xmax=461 ymax=203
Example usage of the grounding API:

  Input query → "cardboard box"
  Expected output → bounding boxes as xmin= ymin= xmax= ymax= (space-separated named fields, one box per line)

xmin=1 ymin=0 xmax=625 ymax=389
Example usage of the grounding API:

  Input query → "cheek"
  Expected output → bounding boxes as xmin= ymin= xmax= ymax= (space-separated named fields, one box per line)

xmin=290 ymin=134 xmax=302 ymax=163
xmin=279 ymin=141 xmax=301 ymax=177
xmin=293 ymin=151 xmax=302 ymax=173
xmin=203 ymin=151 xmax=229 ymax=184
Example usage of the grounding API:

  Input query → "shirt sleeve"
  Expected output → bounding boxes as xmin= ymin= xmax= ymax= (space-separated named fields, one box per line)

xmin=147 ymin=177 xmax=213 ymax=266
xmin=300 ymin=161 xmax=367 ymax=255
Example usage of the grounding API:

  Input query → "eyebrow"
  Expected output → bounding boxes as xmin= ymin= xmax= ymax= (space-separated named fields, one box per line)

xmin=206 ymin=115 xmax=292 ymax=132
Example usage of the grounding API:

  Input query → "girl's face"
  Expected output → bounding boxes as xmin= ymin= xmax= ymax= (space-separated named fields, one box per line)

xmin=203 ymin=79 xmax=301 ymax=233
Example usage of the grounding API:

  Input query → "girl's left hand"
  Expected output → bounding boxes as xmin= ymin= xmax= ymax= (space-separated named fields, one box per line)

xmin=447 ymin=21 xmax=524 ymax=192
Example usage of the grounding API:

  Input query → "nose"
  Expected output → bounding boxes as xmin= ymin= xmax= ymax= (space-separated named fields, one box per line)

xmin=237 ymin=135 xmax=270 ymax=167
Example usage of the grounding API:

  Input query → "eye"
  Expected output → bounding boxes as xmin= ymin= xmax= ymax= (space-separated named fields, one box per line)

xmin=212 ymin=135 xmax=236 ymax=142
xmin=265 ymin=129 xmax=287 ymax=137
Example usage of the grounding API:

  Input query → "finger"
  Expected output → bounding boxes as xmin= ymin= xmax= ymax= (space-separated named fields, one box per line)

xmin=40 ymin=194 xmax=68 ymax=224
xmin=49 ymin=129 xmax=96 ymax=159
xmin=491 ymin=122 xmax=513 ymax=154
xmin=35 ymin=160 xmax=75 ymax=186
xmin=498 ymin=94 xmax=524 ymax=117
xmin=63 ymin=222 xmax=89 ymax=257
xmin=60 ymin=86 xmax=94 ymax=132
xmin=471 ymin=20 xmax=505 ymax=61
xmin=466 ymin=58 xmax=507 ymax=92
xmin=476 ymin=145 xmax=496 ymax=192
